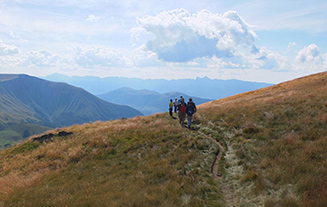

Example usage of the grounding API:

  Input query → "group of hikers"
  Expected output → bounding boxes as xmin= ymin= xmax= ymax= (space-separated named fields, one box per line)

xmin=169 ymin=96 xmax=197 ymax=129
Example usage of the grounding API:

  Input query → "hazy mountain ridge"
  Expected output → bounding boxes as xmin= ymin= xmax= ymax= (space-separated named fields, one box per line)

xmin=98 ymin=87 xmax=212 ymax=115
xmin=44 ymin=73 xmax=272 ymax=99
xmin=0 ymin=74 xmax=142 ymax=147
xmin=0 ymin=75 xmax=142 ymax=127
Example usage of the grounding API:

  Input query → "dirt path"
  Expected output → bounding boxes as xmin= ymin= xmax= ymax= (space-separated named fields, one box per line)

xmin=197 ymin=131 xmax=239 ymax=207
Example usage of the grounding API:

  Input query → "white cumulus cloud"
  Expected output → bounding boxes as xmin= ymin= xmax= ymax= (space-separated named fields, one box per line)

xmin=20 ymin=50 xmax=60 ymax=67
xmin=132 ymin=9 xmax=257 ymax=63
xmin=252 ymin=47 xmax=289 ymax=70
xmin=130 ymin=45 xmax=163 ymax=67
xmin=74 ymin=46 xmax=127 ymax=67
xmin=294 ymin=44 xmax=327 ymax=72
xmin=296 ymin=44 xmax=320 ymax=63
xmin=0 ymin=40 xmax=19 ymax=55
xmin=86 ymin=14 xmax=100 ymax=22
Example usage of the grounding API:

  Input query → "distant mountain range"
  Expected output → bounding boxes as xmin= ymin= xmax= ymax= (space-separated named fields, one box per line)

xmin=98 ymin=87 xmax=212 ymax=115
xmin=0 ymin=74 xmax=142 ymax=147
xmin=44 ymin=73 xmax=272 ymax=100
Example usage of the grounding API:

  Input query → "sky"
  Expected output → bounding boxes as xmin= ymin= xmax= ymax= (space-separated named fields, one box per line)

xmin=0 ymin=0 xmax=326 ymax=84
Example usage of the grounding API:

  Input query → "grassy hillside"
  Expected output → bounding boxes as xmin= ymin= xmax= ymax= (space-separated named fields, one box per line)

xmin=197 ymin=71 xmax=327 ymax=206
xmin=1 ymin=72 xmax=327 ymax=206
xmin=0 ymin=115 xmax=222 ymax=207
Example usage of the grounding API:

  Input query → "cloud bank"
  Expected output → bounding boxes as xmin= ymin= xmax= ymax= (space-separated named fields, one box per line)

xmin=133 ymin=9 xmax=257 ymax=63
xmin=74 ymin=47 xmax=127 ymax=67
xmin=131 ymin=9 xmax=326 ymax=74
xmin=19 ymin=50 xmax=60 ymax=67
xmin=130 ymin=9 xmax=301 ymax=73
xmin=0 ymin=6 xmax=325 ymax=82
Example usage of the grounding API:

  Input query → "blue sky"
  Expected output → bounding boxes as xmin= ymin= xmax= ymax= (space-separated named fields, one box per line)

xmin=0 ymin=0 xmax=326 ymax=83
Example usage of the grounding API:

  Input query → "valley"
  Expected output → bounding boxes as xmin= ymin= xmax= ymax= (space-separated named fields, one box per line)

xmin=98 ymin=87 xmax=212 ymax=115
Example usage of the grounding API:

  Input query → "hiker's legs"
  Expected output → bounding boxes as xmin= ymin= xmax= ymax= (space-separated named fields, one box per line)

xmin=181 ymin=112 xmax=186 ymax=124
xmin=187 ymin=114 xmax=192 ymax=128
xmin=178 ymin=112 xmax=182 ymax=123
xmin=169 ymin=108 xmax=173 ymax=116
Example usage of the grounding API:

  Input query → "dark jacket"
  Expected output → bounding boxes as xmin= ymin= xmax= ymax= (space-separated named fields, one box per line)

xmin=187 ymin=101 xmax=196 ymax=115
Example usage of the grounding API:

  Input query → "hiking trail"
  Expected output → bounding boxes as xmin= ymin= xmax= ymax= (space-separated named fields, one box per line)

xmin=196 ymin=128 xmax=239 ymax=207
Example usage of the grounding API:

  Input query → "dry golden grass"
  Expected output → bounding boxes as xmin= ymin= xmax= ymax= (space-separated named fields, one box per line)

xmin=0 ymin=114 xmax=223 ymax=207
xmin=197 ymin=72 xmax=327 ymax=206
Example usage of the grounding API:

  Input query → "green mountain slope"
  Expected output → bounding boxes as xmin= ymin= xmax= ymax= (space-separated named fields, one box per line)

xmin=0 ymin=74 xmax=142 ymax=147
xmin=0 ymin=122 xmax=50 ymax=148
xmin=98 ymin=87 xmax=212 ymax=115
xmin=1 ymin=72 xmax=326 ymax=206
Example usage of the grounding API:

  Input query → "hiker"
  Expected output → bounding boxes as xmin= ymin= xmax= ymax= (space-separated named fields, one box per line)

xmin=177 ymin=95 xmax=183 ymax=111
xmin=186 ymin=98 xmax=197 ymax=129
xmin=178 ymin=98 xmax=187 ymax=125
xmin=169 ymin=99 xmax=174 ymax=117
xmin=173 ymin=98 xmax=178 ymax=113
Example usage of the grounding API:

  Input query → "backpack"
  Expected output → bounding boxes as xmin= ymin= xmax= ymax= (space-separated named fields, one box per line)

xmin=187 ymin=107 xmax=194 ymax=116
xmin=179 ymin=104 xmax=186 ymax=112
xmin=186 ymin=104 xmax=194 ymax=116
